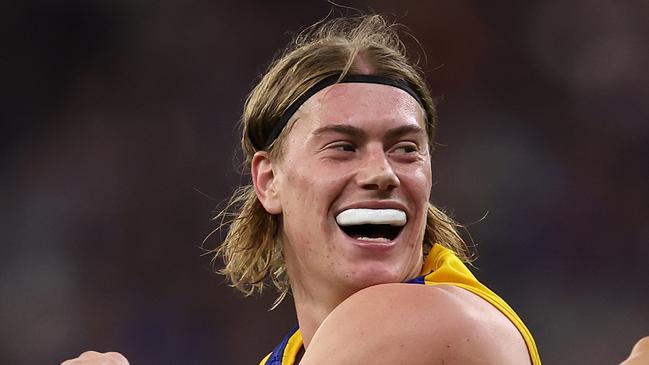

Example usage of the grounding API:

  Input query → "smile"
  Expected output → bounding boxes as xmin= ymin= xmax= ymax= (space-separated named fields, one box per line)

xmin=336 ymin=208 xmax=406 ymax=242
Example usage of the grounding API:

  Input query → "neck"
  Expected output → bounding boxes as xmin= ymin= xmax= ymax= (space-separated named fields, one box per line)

xmin=291 ymin=283 xmax=354 ymax=349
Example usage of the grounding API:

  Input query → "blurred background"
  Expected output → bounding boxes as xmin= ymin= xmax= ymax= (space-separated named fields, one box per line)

xmin=1 ymin=0 xmax=648 ymax=364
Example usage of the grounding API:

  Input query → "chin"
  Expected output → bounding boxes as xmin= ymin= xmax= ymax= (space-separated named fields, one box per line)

xmin=343 ymin=264 xmax=407 ymax=292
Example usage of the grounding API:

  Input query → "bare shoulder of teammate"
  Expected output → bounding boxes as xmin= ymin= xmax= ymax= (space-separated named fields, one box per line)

xmin=620 ymin=336 xmax=649 ymax=365
xmin=300 ymin=283 xmax=531 ymax=365
xmin=60 ymin=351 xmax=129 ymax=365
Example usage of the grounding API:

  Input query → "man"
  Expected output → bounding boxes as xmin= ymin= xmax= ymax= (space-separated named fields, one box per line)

xmin=61 ymin=14 xmax=647 ymax=365
xmin=217 ymin=14 xmax=538 ymax=364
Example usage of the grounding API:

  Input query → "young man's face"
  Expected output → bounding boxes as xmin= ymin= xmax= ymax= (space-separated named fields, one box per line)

xmin=273 ymin=82 xmax=432 ymax=298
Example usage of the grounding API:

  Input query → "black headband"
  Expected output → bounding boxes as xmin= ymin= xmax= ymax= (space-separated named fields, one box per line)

xmin=259 ymin=74 xmax=425 ymax=150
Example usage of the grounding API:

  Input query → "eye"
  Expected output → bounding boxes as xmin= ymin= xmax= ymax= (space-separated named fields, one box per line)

xmin=330 ymin=142 xmax=356 ymax=153
xmin=392 ymin=143 xmax=419 ymax=154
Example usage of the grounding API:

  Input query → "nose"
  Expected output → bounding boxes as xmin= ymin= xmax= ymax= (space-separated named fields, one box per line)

xmin=356 ymin=145 xmax=400 ymax=191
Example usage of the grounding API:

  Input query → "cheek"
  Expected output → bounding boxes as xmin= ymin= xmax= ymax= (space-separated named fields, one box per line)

xmin=279 ymin=168 xmax=340 ymax=242
xmin=284 ymin=160 xmax=351 ymax=204
xmin=399 ymin=165 xmax=431 ymax=242
xmin=284 ymin=171 xmax=324 ymax=209
xmin=402 ymin=164 xmax=432 ymax=199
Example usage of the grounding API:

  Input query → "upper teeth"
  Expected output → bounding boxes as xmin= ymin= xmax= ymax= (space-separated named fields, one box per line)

xmin=336 ymin=209 xmax=407 ymax=226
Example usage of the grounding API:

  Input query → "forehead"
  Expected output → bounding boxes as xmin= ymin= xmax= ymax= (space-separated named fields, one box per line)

xmin=293 ymin=82 xmax=426 ymax=133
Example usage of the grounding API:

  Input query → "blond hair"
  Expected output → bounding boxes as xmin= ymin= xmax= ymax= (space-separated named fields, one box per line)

xmin=211 ymin=14 xmax=473 ymax=307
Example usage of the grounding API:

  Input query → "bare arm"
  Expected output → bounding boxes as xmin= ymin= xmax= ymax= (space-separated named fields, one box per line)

xmin=300 ymin=283 xmax=530 ymax=365
xmin=60 ymin=351 xmax=129 ymax=365
xmin=620 ymin=337 xmax=649 ymax=365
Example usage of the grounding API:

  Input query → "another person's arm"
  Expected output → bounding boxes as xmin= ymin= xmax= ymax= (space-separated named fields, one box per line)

xmin=620 ymin=337 xmax=649 ymax=365
xmin=300 ymin=283 xmax=531 ymax=365
xmin=60 ymin=351 xmax=129 ymax=365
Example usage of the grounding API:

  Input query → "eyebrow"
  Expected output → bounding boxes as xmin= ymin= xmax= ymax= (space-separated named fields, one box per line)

xmin=311 ymin=123 xmax=425 ymax=140
xmin=312 ymin=124 xmax=365 ymax=138
xmin=384 ymin=124 xmax=426 ymax=140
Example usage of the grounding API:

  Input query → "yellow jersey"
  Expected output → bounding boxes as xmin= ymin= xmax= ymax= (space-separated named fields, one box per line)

xmin=260 ymin=244 xmax=541 ymax=365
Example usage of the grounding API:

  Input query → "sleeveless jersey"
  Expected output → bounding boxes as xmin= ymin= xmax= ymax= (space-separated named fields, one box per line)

xmin=259 ymin=243 xmax=541 ymax=365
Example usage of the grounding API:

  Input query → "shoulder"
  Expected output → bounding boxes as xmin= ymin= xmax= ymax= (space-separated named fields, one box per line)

xmin=300 ymin=283 xmax=530 ymax=365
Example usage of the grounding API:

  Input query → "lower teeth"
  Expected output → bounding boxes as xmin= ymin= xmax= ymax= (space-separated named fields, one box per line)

xmin=356 ymin=236 xmax=390 ymax=242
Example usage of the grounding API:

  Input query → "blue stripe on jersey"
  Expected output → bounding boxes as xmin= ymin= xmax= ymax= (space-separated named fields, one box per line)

xmin=267 ymin=325 xmax=299 ymax=365
xmin=407 ymin=275 xmax=425 ymax=284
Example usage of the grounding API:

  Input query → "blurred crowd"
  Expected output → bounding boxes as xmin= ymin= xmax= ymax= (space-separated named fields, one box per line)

xmin=2 ymin=1 xmax=648 ymax=364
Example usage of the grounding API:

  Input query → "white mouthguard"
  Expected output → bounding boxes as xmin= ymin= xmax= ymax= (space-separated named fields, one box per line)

xmin=336 ymin=208 xmax=407 ymax=226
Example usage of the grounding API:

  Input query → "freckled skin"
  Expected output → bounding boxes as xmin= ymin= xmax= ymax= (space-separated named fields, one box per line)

xmin=268 ymin=82 xmax=432 ymax=345
xmin=274 ymin=83 xmax=430 ymax=300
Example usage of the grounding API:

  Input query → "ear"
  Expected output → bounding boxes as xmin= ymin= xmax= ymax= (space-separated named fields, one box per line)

xmin=251 ymin=151 xmax=282 ymax=214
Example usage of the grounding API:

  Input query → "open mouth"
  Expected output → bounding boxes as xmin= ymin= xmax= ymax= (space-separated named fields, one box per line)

xmin=339 ymin=224 xmax=402 ymax=241
xmin=336 ymin=208 xmax=406 ymax=242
